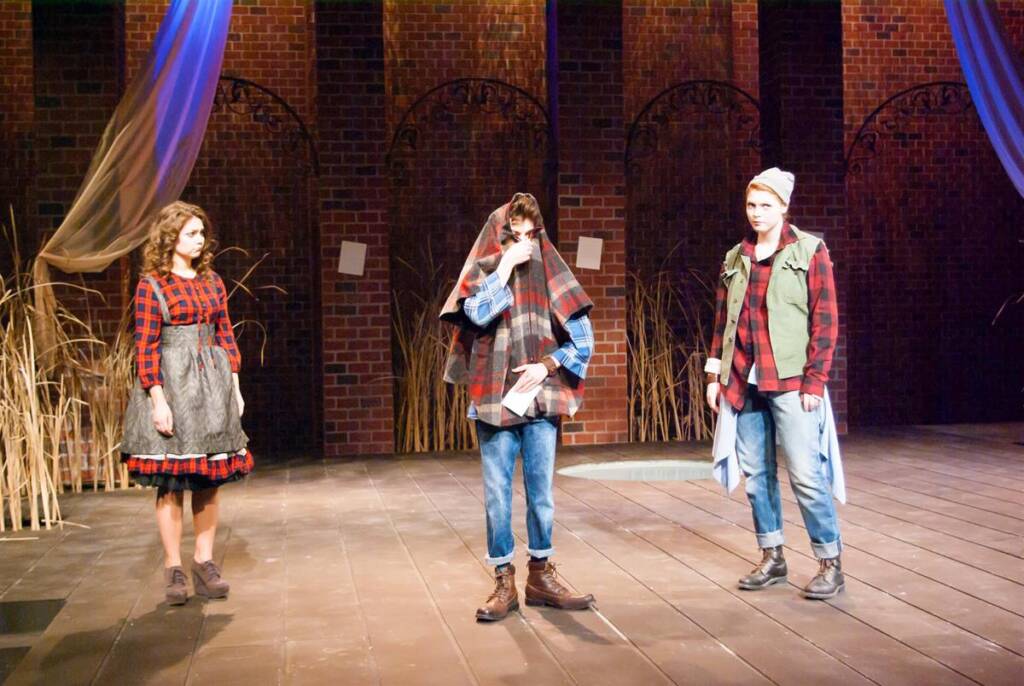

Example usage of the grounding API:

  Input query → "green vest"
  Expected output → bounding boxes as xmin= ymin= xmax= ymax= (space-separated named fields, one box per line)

xmin=719 ymin=226 xmax=822 ymax=386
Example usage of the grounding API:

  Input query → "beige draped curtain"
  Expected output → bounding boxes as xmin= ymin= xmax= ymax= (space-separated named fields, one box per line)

xmin=33 ymin=0 xmax=232 ymax=348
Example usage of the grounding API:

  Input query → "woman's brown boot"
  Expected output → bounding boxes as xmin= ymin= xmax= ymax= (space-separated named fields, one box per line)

xmin=191 ymin=559 xmax=230 ymax=599
xmin=165 ymin=566 xmax=188 ymax=605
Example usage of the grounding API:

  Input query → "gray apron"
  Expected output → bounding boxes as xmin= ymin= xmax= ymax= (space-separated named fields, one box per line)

xmin=121 ymin=276 xmax=248 ymax=456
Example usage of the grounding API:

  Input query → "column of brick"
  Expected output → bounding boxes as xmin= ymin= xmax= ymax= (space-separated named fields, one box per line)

xmin=759 ymin=0 xmax=848 ymax=431
xmin=0 ymin=1 xmax=34 ymax=264
xmin=557 ymin=0 xmax=628 ymax=445
xmin=317 ymin=1 xmax=393 ymax=455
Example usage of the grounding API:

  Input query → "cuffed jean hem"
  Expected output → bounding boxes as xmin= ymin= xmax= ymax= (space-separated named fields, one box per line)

xmin=755 ymin=530 xmax=785 ymax=549
xmin=528 ymin=546 xmax=555 ymax=559
xmin=486 ymin=551 xmax=515 ymax=566
xmin=810 ymin=538 xmax=842 ymax=560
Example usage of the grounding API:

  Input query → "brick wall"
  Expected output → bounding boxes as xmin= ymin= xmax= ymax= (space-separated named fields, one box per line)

xmin=621 ymin=1 xmax=761 ymax=438
xmin=622 ymin=3 xmax=761 ymax=282
xmin=10 ymin=3 xmax=1022 ymax=456
xmin=383 ymin=0 xmax=551 ymax=453
xmin=317 ymin=1 xmax=393 ymax=456
xmin=557 ymin=0 xmax=628 ymax=445
xmin=384 ymin=0 xmax=547 ymax=135
xmin=759 ymin=0 xmax=848 ymax=430
xmin=842 ymin=0 xmax=1024 ymax=425
xmin=623 ymin=0 xmax=758 ymax=123
xmin=31 ymin=2 xmax=126 ymax=336
xmin=0 ymin=1 xmax=33 ymax=268
xmin=125 ymin=1 xmax=319 ymax=449
xmin=382 ymin=0 xmax=550 ymax=301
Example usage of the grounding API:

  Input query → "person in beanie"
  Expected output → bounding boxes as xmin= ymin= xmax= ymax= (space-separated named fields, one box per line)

xmin=441 ymin=192 xmax=596 ymax=621
xmin=121 ymin=202 xmax=253 ymax=606
xmin=705 ymin=168 xmax=845 ymax=599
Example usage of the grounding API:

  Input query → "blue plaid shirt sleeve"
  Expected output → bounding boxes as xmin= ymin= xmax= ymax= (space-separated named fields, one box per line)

xmin=462 ymin=271 xmax=514 ymax=327
xmin=551 ymin=313 xmax=594 ymax=380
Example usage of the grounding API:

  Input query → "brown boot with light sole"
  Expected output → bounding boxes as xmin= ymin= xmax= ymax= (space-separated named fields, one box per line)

xmin=476 ymin=564 xmax=519 ymax=622
xmin=524 ymin=559 xmax=594 ymax=610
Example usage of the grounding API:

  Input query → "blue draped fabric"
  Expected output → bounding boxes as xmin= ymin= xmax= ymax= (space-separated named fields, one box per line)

xmin=945 ymin=0 xmax=1024 ymax=197
xmin=35 ymin=0 xmax=233 ymax=277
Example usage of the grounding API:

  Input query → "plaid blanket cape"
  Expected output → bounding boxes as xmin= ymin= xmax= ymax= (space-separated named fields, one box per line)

xmin=440 ymin=201 xmax=593 ymax=427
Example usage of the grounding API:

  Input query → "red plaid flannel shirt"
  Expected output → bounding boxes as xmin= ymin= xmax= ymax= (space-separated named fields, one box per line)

xmin=135 ymin=271 xmax=241 ymax=389
xmin=709 ymin=224 xmax=838 ymax=411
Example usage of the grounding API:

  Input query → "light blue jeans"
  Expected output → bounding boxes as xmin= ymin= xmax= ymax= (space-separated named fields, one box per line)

xmin=476 ymin=417 xmax=559 ymax=566
xmin=736 ymin=387 xmax=842 ymax=559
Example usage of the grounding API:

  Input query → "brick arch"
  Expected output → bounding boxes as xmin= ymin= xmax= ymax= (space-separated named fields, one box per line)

xmin=214 ymin=75 xmax=320 ymax=176
xmin=844 ymin=81 xmax=1024 ymax=425
xmin=625 ymin=80 xmax=762 ymax=281
xmin=386 ymin=77 xmax=555 ymax=295
xmin=386 ymin=78 xmax=556 ymax=451
xmin=623 ymin=80 xmax=763 ymax=441
xmin=185 ymin=75 xmax=319 ymax=450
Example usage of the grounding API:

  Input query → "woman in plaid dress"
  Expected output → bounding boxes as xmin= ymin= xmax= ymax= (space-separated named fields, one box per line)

xmin=121 ymin=201 xmax=253 ymax=605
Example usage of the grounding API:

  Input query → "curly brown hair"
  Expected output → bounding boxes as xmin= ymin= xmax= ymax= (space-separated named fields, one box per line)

xmin=141 ymin=201 xmax=218 ymax=278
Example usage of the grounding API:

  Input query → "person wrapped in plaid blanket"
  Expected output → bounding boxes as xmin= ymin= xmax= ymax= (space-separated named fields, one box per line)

xmin=441 ymin=193 xmax=597 ymax=622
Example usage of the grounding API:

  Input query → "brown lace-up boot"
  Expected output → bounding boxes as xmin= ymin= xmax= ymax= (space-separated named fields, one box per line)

xmin=524 ymin=559 xmax=594 ymax=610
xmin=476 ymin=564 xmax=519 ymax=622
xmin=165 ymin=566 xmax=188 ymax=606
xmin=738 ymin=546 xmax=788 ymax=590
xmin=802 ymin=556 xmax=845 ymax=600
xmin=191 ymin=559 xmax=230 ymax=599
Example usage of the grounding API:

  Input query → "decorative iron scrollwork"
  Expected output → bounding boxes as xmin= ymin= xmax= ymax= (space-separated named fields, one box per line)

xmin=214 ymin=75 xmax=319 ymax=176
xmin=625 ymin=80 xmax=762 ymax=179
xmin=845 ymin=82 xmax=973 ymax=177
xmin=387 ymin=78 xmax=553 ymax=187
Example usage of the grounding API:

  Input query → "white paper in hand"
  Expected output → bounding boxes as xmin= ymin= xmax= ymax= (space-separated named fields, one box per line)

xmin=501 ymin=384 xmax=542 ymax=417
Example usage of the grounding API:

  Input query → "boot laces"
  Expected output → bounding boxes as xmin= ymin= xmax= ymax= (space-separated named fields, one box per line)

xmin=487 ymin=569 xmax=513 ymax=602
xmin=169 ymin=568 xmax=186 ymax=586
xmin=756 ymin=549 xmax=777 ymax=573
xmin=540 ymin=562 xmax=571 ymax=593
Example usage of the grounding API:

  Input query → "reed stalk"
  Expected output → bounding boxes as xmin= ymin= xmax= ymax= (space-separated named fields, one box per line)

xmin=627 ymin=268 xmax=715 ymax=443
xmin=392 ymin=259 xmax=476 ymax=454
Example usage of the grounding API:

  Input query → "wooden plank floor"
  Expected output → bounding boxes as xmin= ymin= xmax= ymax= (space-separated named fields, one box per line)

xmin=1 ymin=424 xmax=1021 ymax=685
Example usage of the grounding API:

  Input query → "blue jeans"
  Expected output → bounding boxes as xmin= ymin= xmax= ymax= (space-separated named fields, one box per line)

xmin=476 ymin=417 xmax=559 ymax=566
xmin=736 ymin=387 xmax=842 ymax=559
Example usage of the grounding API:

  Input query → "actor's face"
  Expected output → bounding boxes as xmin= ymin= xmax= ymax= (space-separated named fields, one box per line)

xmin=745 ymin=189 xmax=787 ymax=234
xmin=509 ymin=215 xmax=536 ymax=241
xmin=175 ymin=216 xmax=206 ymax=262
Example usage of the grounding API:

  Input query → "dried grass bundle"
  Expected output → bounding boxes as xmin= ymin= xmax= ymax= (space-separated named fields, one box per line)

xmin=0 ymin=210 xmax=99 ymax=530
xmin=627 ymin=268 xmax=715 ymax=443
xmin=392 ymin=259 xmax=475 ymax=454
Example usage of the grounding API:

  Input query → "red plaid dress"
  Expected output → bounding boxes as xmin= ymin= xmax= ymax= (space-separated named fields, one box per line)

xmin=123 ymin=271 xmax=254 ymax=484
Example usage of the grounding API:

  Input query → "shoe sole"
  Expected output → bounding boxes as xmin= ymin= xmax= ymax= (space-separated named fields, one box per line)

xmin=192 ymin=575 xmax=229 ymax=600
xmin=524 ymin=596 xmax=593 ymax=610
xmin=738 ymin=575 xmax=788 ymax=591
xmin=476 ymin=599 xmax=520 ymax=621
xmin=802 ymin=583 xmax=845 ymax=600
xmin=166 ymin=595 xmax=188 ymax=606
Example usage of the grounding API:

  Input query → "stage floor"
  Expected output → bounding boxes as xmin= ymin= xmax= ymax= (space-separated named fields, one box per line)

xmin=2 ymin=424 xmax=1022 ymax=685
